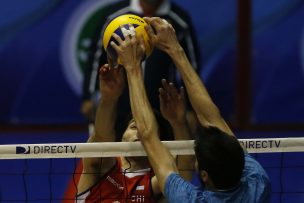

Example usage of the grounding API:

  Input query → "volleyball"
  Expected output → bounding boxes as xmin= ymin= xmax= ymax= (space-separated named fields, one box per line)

xmin=102 ymin=14 xmax=153 ymax=64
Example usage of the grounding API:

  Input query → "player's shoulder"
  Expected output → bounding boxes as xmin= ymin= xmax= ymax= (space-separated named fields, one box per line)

xmin=243 ymin=154 xmax=270 ymax=182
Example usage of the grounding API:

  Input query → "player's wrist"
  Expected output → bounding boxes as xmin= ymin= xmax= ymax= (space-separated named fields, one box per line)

xmin=125 ymin=63 xmax=142 ymax=75
xmin=167 ymin=44 xmax=184 ymax=58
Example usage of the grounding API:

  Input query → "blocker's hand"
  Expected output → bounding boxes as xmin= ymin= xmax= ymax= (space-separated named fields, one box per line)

xmin=144 ymin=17 xmax=180 ymax=54
xmin=110 ymin=24 xmax=145 ymax=72
xmin=159 ymin=79 xmax=186 ymax=125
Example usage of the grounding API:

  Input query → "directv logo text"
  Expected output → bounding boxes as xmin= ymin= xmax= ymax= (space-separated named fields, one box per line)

xmin=16 ymin=145 xmax=76 ymax=154
xmin=239 ymin=140 xmax=281 ymax=149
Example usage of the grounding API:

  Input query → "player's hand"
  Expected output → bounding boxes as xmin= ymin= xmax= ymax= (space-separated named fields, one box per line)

xmin=159 ymin=79 xmax=186 ymax=125
xmin=144 ymin=17 xmax=180 ymax=54
xmin=99 ymin=63 xmax=125 ymax=101
xmin=110 ymin=24 xmax=145 ymax=72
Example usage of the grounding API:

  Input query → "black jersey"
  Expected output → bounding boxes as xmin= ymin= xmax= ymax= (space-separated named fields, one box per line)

xmin=82 ymin=0 xmax=200 ymax=139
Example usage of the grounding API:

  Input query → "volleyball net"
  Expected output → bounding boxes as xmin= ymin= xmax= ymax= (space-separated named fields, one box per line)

xmin=0 ymin=138 xmax=304 ymax=202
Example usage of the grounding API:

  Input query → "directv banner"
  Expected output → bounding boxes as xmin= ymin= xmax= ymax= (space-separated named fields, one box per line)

xmin=16 ymin=145 xmax=77 ymax=154
xmin=0 ymin=139 xmax=303 ymax=160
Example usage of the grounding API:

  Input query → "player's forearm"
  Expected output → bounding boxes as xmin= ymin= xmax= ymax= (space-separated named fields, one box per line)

xmin=171 ymin=120 xmax=191 ymax=141
xmin=126 ymin=65 xmax=157 ymax=137
xmin=168 ymin=46 xmax=216 ymax=116
xmin=82 ymin=97 xmax=117 ymax=185
xmin=167 ymin=46 xmax=233 ymax=135
xmin=126 ymin=65 xmax=178 ymax=192
xmin=82 ymin=97 xmax=117 ymax=184
xmin=93 ymin=97 xmax=117 ymax=142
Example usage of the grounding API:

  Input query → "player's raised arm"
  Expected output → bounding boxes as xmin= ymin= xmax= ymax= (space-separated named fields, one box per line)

xmin=144 ymin=17 xmax=233 ymax=136
xmin=77 ymin=60 xmax=125 ymax=193
xmin=159 ymin=79 xmax=195 ymax=180
xmin=110 ymin=26 xmax=178 ymax=193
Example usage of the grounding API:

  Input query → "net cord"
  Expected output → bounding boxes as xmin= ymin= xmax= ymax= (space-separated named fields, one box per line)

xmin=0 ymin=138 xmax=304 ymax=159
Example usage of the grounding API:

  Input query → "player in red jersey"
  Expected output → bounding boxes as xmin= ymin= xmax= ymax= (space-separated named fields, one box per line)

xmin=76 ymin=47 xmax=192 ymax=203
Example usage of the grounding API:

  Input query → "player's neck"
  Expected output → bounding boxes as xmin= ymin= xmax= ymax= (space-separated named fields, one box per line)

xmin=121 ymin=157 xmax=150 ymax=171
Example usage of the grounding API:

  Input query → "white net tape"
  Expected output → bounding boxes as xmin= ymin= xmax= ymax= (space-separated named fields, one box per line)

xmin=0 ymin=137 xmax=304 ymax=159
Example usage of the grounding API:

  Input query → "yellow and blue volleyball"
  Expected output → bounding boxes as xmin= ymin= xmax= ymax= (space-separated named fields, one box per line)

xmin=102 ymin=14 xmax=153 ymax=64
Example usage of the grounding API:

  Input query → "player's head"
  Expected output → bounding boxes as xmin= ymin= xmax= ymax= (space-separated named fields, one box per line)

xmin=121 ymin=110 xmax=173 ymax=142
xmin=194 ymin=126 xmax=244 ymax=190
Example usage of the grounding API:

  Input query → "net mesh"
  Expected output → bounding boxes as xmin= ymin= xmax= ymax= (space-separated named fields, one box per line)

xmin=0 ymin=139 xmax=304 ymax=202
xmin=252 ymin=152 xmax=304 ymax=202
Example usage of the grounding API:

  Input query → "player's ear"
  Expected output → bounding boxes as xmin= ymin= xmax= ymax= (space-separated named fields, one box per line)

xmin=200 ymin=170 xmax=209 ymax=183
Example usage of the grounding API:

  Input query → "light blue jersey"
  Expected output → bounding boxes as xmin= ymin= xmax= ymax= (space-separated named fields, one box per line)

xmin=164 ymin=153 xmax=271 ymax=203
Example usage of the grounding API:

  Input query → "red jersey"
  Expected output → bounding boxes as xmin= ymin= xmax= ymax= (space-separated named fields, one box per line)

xmin=76 ymin=158 xmax=155 ymax=203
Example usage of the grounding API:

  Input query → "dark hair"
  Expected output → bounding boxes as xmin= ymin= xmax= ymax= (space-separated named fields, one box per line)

xmin=194 ymin=126 xmax=244 ymax=190
xmin=121 ymin=109 xmax=174 ymax=141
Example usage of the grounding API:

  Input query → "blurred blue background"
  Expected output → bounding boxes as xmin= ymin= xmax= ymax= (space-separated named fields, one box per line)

xmin=0 ymin=0 xmax=303 ymax=124
xmin=0 ymin=0 xmax=304 ymax=202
